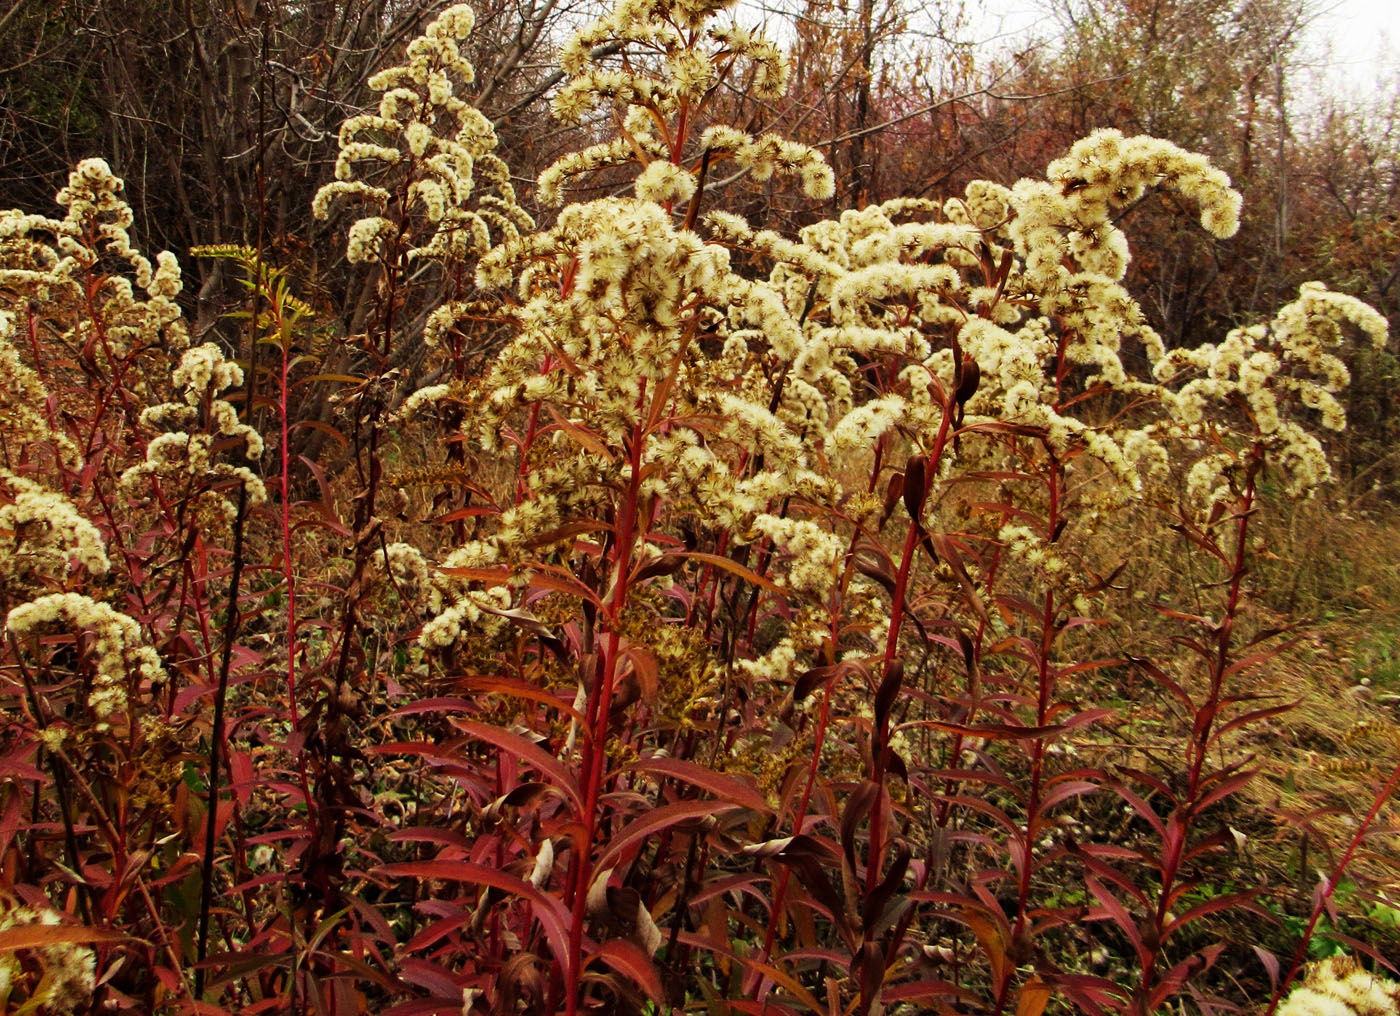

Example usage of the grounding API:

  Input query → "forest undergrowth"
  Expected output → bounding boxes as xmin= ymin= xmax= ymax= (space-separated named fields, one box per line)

xmin=0 ymin=1 xmax=1398 ymax=1014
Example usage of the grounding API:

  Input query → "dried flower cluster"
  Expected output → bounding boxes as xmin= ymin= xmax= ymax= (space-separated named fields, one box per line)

xmin=420 ymin=117 xmax=1386 ymax=659
xmin=0 ymin=468 xmax=109 ymax=603
xmin=0 ymin=310 xmax=81 ymax=470
xmin=539 ymin=0 xmax=833 ymax=206
xmin=7 ymin=593 xmax=164 ymax=729
xmin=312 ymin=4 xmax=532 ymax=293
xmin=0 ymin=900 xmax=97 ymax=1011
xmin=1276 ymin=958 xmax=1400 ymax=1016
xmin=1156 ymin=279 xmax=1388 ymax=501
xmin=121 ymin=342 xmax=267 ymax=521
xmin=0 ymin=162 xmax=228 ymax=740
xmin=0 ymin=158 xmax=188 ymax=378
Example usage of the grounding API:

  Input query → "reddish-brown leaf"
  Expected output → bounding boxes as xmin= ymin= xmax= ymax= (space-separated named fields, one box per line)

xmin=0 ymin=924 xmax=127 ymax=952
xmin=449 ymin=719 xmax=582 ymax=813
xmin=1083 ymin=874 xmax=1148 ymax=969
xmin=1015 ymin=978 xmax=1053 ymax=1016
xmin=593 ymin=800 xmax=739 ymax=874
xmin=676 ymin=551 xmax=787 ymax=597
xmin=376 ymin=861 xmax=570 ymax=971
xmin=629 ymin=756 xmax=769 ymax=813
xmin=590 ymin=938 xmax=664 ymax=1003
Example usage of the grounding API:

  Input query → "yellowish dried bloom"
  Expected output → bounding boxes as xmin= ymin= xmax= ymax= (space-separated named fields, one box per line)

xmin=6 ymin=593 xmax=165 ymax=721
xmin=0 ymin=470 xmax=109 ymax=600
xmin=0 ymin=311 xmax=80 ymax=469
xmin=827 ymin=395 xmax=906 ymax=460
xmin=409 ymin=4 xmax=1387 ymax=685
xmin=0 ymin=160 xmax=189 ymax=375
xmin=370 ymin=541 xmax=443 ymax=614
xmin=1156 ymin=281 xmax=1387 ymax=502
xmin=422 ymin=182 xmax=839 ymax=641
xmin=123 ymin=344 xmax=266 ymax=514
xmin=0 ymin=899 xmax=97 ymax=1011
xmin=635 ymin=160 xmax=699 ymax=205
xmin=751 ymin=515 xmax=844 ymax=599
xmin=538 ymin=0 xmax=832 ymax=208
xmin=1276 ymin=957 xmax=1400 ymax=1016
xmin=1006 ymin=129 xmax=1240 ymax=293
xmin=315 ymin=3 xmax=531 ymax=281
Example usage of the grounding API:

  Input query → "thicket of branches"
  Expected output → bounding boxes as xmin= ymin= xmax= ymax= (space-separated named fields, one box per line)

xmin=0 ymin=0 xmax=1398 ymax=1014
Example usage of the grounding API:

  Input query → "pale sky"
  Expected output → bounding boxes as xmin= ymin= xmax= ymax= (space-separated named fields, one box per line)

xmin=964 ymin=0 xmax=1397 ymax=97
xmin=1310 ymin=0 xmax=1397 ymax=92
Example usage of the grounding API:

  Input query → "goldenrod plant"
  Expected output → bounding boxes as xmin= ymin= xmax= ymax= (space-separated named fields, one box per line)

xmin=0 ymin=2 xmax=1394 ymax=1014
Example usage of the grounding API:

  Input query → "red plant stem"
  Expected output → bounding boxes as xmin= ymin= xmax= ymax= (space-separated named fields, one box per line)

xmin=1264 ymin=754 xmax=1400 ymax=1015
xmin=85 ymin=479 xmax=156 ymax=641
xmin=564 ymin=378 xmax=648 ymax=1016
xmin=933 ymin=499 xmax=1011 ymax=829
xmin=695 ymin=531 xmax=731 ymax=632
xmin=516 ymin=399 xmax=544 ymax=505
xmin=866 ymin=401 xmax=954 ymax=902
xmin=76 ymin=259 xmax=142 ymax=455
xmin=272 ymin=286 xmax=317 ymax=922
xmin=751 ymin=387 xmax=947 ymax=1005
xmin=741 ymin=538 xmax=778 ymax=653
xmin=865 ymin=515 xmax=921 ymax=898
xmin=749 ymin=441 xmax=884 ymax=1005
xmin=748 ymin=683 xmax=837 ymax=1004
xmin=989 ymin=445 xmax=1063 ymax=1016
xmin=1018 ymin=459 xmax=1061 ymax=908
xmin=22 ymin=302 xmax=51 ymax=389
xmin=1136 ymin=466 xmax=1258 ymax=1010
xmin=279 ymin=319 xmax=302 ymax=740
xmin=257 ymin=273 xmax=318 ymax=1016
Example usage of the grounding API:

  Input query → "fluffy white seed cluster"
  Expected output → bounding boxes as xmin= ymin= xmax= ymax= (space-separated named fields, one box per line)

xmin=0 ymin=159 xmax=189 ymax=367
xmin=0 ymin=311 xmax=80 ymax=469
xmin=1156 ymin=281 xmax=1388 ymax=502
xmin=708 ymin=197 xmax=1141 ymax=509
xmin=699 ymin=126 xmax=834 ymax=201
xmin=419 ymin=585 xmax=514 ymax=649
xmin=1276 ymin=957 xmax=1400 ymax=1016
xmin=723 ymin=134 xmax=1379 ymax=519
xmin=0 ymin=470 xmax=109 ymax=602
xmin=313 ymin=4 xmax=532 ymax=272
xmin=370 ymin=541 xmax=442 ymax=613
xmin=122 ymin=343 xmax=267 ymax=516
xmin=1007 ymin=129 xmax=1241 ymax=290
xmin=538 ymin=0 xmax=832 ymax=207
xmin=751 ymin=516 xmax=845 ymax=599
xmin=997 ymin=522 xmax=1067 ymax=578
xmin=413 ymin=186 xmax=843 ymax=646
xmin=6 ymin=593 xmax=166 ymax=727
xmin=0 ymin=900 xmax=97 ymax=1010
xmin=469 ymin=195 xmax=829 ymax=507
xmin=172 ymin=341 xmax=245 ymax=404
xmin=405 ymin=0 xmax=858 ymax=659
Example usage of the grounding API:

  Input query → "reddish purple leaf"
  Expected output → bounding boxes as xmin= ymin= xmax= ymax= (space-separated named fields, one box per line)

xmin=376 ymin=861 xmax=570 ymax=972
xmin=1036 ymin=780 xmax=1100 ymax=816
xmin=1083 ymin=874 xmax=1149 ymax=969
xmin=629 ymin=756 xmax=770 ymax=813
xmin=590 ymin=938 xmax=663 ymax=1003
xmin=594 ymin=800 xmax=740 ymax=874
xmin=449 ymin=719 xmax=582 ymax=813
xmin=1253 ymin=945 xmax=1280 ymax=989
